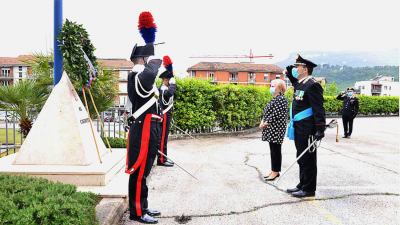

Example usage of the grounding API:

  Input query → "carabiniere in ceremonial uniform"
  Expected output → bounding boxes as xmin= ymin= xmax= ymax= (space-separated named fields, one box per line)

xmin=156 ymin=55 xmax=177 ymax=167
xmin=285 ymin=55 xmax=326 ymax=198
xmin=125 ymin=11 xmax=163 ymax=224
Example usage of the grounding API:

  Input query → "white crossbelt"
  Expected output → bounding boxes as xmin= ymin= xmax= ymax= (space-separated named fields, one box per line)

xmin=162 ymin=103 xmax=174 ymax=114
xmin=132 ymin=95 xmax=158 ymax=119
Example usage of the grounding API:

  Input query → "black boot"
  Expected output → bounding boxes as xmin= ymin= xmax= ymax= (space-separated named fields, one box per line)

xmin=291 ymin=190 xmax=315 ymax=198
xmin=286 ymin=187 xmax=300 ymax=193
xmin=157 ymin=161 xmax=174 ymax=167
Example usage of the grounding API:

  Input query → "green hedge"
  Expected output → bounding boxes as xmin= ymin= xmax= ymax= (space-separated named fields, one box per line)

xmin=170 ymin=78 xmax=399 ymax=132
xmin=0 ymin=174 xmax=98 ymax=225
xmin=324 ymin=96 xmax=399 ymax=114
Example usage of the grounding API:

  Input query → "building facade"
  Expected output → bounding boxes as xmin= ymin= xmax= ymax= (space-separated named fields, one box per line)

xmin=0 ymin=55 xmax=33 ymax=86
xmin=1 ymin=55 xmax=134 ymax=106
xmin=98 ymin=59 xmax=133 ymax=107
xmin=187 ymin=62 xmax=285 ymax=86
xmin=354 ymin=76 xmax=400 ymax=96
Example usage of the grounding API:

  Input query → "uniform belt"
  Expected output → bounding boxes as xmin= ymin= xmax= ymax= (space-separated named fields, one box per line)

xmin=133 ymin=114 xmax=163 ymax=123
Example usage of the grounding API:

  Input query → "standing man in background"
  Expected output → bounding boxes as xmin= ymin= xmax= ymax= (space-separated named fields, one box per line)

xmin=337 ymin=87 xmax=359 ymax=138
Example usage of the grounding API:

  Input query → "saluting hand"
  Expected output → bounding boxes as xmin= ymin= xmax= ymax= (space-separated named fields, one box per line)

xmin=285 ymin=65 xmax=294 ymax=77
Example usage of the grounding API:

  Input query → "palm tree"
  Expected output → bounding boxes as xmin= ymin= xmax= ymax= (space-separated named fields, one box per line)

xmin=0 ymin=80 xmax=48 ymax=137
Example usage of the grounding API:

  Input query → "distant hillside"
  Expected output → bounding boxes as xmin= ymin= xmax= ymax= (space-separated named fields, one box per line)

xmin=277 ymin=49 xmax=399 ymax=68
xmin=313 ymin=65 xmax=399 ymax=91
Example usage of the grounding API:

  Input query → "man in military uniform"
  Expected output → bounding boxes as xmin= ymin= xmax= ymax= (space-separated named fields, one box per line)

xmin=337 ymin=87 xmax=359 ymax=138
xmin=157 ymin=56 xmax=176 ymax=167
xmin=285 ymin=55 xmax=326 ymax=198
xmin=125 ymin=11 xmax=163 ymax=224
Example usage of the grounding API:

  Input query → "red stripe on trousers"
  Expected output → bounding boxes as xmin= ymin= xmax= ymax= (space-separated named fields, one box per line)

xmin=125 ymin=114 xmax=153 ymax=174
xmin=134 ymin=114 xmax=152 ymax=216
xmin=159 ymin=113 xmax=167 ymax=163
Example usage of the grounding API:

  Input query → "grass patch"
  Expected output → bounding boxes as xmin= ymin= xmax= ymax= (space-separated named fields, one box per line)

xmin=0 ymin=128 xmax=22 ymax=145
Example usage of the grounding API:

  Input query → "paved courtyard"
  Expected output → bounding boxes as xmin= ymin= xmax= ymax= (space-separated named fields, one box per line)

xmin=121 ymin=117 xmax=400 ymax=225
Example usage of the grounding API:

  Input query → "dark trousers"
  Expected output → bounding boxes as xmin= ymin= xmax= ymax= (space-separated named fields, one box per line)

xmin=268 ymin=142 xmax=282 ymax=172
xmin=128 ymin=120 xmax=160 ymax=217
xmin=342 ymin=115 xmax=354 ymax=136
xmin=294 ymin=133 xmax=317 ymax=192
xmin=157 ymin=113 xmax=172 ymax=163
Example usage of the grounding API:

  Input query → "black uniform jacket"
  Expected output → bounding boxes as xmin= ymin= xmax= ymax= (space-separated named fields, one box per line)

xmin=287 ymin=74 xmax=326 ymax=136
xmin=336 ymin=94 xmax=359 ymax=118
xmin=159 ymin=83 xmax=177 ymax=114
xmin=127 ymin=59 xmax=163 ymax=120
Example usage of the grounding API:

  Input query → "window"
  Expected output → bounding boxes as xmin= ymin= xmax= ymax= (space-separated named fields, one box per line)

xmin=19 ymin=66 xmax=23 ymax=71
xmin=264 ymin=73 xmax=269 ymax=82
xmin=229 ymin=73 xmax=238 ymax=82
xmin=119 ymin=71 xmax=128 ymax=81
xmin=248 ymin=73 xmax=255 ymax=83
xmin=1 ymin=68 xmax=10 ymax=77
xmin=119 ymin=83 xmax=128 ymax=93
xmin=384 ymin=86 xmax=388 ymax=90
xmin=1 ymin=81 xmax=9 ymax=86
xmin=389 ymin=86 xmax=392 ymax=90
xmin=207 ymin=72 xmax=215 ymax=81
xmin=190 ymin=71 xmax=196 ymax=78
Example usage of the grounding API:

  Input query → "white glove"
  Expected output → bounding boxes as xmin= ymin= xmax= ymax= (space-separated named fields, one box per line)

xmin=169 ymin=77 xmax=176 ymax=85
xmin=160 ymin=85 xmax=168 ymax=91
xmin=146 ymin=56 xmax=160 ymax=64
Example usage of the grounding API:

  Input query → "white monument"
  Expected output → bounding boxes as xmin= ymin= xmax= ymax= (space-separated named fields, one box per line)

xmin=0 ymin=72 xmax=126 ymax=186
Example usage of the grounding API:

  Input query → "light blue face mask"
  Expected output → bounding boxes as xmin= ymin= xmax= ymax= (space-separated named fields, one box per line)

xmin=270 ymin=87 xmax=275 ymax=95
xmin=347 ymin=91 xmax=353 ymax=97
xmin=292 ymin=67 xmax=299 ymax=78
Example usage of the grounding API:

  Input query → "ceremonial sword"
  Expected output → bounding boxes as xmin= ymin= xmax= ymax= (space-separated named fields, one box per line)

xmin=275 ymin=119 xmax=338 ymax=184
xmin=157 ymin=150 xmax=199 ymax=181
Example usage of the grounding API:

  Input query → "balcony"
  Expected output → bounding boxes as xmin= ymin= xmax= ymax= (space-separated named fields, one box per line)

xmin=229 ymin=78 xmax=238 ymax=83
xmin=0 ymin=76 xmax=13 ymax=80
xmin=371 ymin=88 xmax=382 ymax=94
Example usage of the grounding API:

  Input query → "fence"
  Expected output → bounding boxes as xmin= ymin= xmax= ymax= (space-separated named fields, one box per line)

xmin=0 ymin=108 xmax=130 ymax=158
xmin=0 ymin=110 xmax=23 ymax=157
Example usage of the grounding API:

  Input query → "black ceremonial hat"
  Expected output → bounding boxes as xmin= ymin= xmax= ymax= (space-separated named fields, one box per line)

xmin=294 ymin=54 xmax=317 ymax=68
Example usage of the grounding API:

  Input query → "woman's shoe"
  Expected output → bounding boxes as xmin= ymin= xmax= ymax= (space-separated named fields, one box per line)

xmin=263 ymin=172 xmax=272 ymax=179
xmin=265 ymin=173 xmax=280 ymax=181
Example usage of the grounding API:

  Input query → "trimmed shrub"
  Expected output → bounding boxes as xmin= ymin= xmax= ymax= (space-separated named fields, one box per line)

xmin=102 ymin=137 xmax=127 ymax=148
xmin=0 ymin=174 xmax=98 ymax=225
xmin=173 ymin=78 xmax=217 ymax=133
xmin=170 ymin=78 xmax=399 ymax=132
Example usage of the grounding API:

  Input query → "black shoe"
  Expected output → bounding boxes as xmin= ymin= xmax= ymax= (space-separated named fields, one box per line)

xmin=286 ymin=187 xmax=300 ymax=193
xmin=347 ymin=135 xmax=351 ymax=139
xmin=166 ymin=159 xmax=174 ymax=165
xmin=129 ymin=214 xmax=158 ymax=224
xmin=342 ymin=135 xmax=348 ymax=138
xmin=291 ymin=190 xmax=315 ymax=198
xmin=157 ymin=161 xmax=174 ymax=167
xmin=265 ymin=173 xmax=280 ymax=181
xmin=145 ymin=209 xmax=161 ymax=217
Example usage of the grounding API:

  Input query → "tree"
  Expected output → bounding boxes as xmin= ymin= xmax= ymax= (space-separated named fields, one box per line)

xmin=0 ymin=80 xmax=48 ymax=137
xmin=324 ymin=82 xmax=339 ymax=96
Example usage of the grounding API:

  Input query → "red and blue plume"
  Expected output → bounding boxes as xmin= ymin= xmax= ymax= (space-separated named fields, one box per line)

xmin=163 ymin=55 xmax=173 ymax=73
xmin=138 ymin=11 xmax=157 ymax=44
